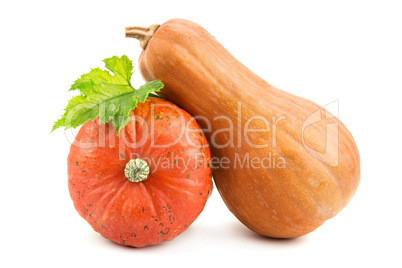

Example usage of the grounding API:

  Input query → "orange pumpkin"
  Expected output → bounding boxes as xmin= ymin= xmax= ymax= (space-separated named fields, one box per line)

xmin=68 ymin=97 xmax=212 ymax=247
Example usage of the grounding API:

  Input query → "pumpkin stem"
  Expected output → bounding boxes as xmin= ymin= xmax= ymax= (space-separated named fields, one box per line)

xmin=125 ymin=24 xmax=160 ymax=50
xmin=124 ymin=158 xmax=150 ymax=182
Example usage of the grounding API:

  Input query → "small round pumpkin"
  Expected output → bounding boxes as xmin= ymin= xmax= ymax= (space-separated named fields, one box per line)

xmin=68 ymin=97 xmax=212 ymax=247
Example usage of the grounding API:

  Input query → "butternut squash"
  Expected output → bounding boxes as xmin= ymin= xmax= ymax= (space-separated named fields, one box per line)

xmin=126 ymin=19 xmax=360 ymax=238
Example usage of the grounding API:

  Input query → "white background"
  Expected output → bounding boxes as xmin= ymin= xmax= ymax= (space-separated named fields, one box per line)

xmin=1 ymin=0 xmax=401 ymax=267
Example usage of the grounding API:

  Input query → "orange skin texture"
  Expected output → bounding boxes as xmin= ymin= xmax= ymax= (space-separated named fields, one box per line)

xmin=68 ymin=98 xmax=212 ymax=247
xmin=137 ymin=19 xmax=360 ymax=238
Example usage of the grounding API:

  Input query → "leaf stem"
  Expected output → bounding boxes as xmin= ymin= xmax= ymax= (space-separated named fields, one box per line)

xmin=148 ymin=93 xmax=162 ymax=99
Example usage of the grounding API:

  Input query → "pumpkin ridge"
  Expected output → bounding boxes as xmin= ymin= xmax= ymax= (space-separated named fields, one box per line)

xmin=136 ymin=182 xmax=157 ymax=216
xmin=93 ymin=178 xmax=129 ymax=229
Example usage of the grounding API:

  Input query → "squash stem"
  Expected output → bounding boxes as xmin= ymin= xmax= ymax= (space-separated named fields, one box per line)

xmin=125 ymin=24 xmax=160 ymax=50
xmin=124 ymin=158 xmax=150 ymax=182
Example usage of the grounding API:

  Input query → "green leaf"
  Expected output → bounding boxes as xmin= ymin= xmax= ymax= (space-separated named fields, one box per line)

xmin=52 ymin=55 xmax=163 ymax=134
